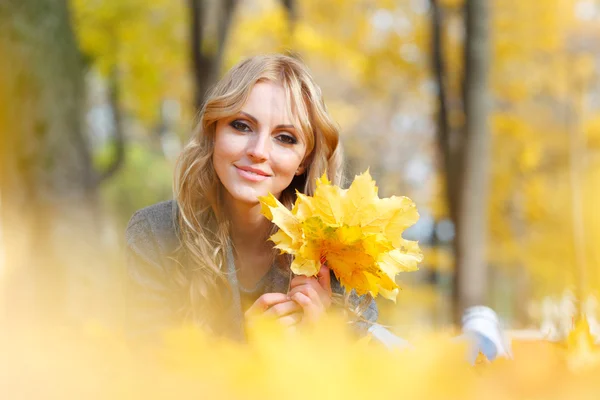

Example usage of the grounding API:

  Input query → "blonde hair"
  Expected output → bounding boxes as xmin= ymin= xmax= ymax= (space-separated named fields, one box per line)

xmin=173 ymin=54 xmax=343 ymax=329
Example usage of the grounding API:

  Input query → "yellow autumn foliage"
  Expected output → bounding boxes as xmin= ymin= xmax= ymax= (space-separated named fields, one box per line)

xmin=4 ymin=315 xmax=600 ymax=399
xmin=259 ymin=171 xmax=423 ymax=301
xmin=563 ymin=317 xmax=600 ymax=372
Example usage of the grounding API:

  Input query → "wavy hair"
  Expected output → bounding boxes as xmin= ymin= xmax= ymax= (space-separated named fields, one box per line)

xmin=173 ymin=54 xmax=344 ymax=329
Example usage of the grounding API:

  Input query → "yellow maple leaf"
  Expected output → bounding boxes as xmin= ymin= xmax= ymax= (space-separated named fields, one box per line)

xmin=259 ymin=192 xmax=279 ymax=220
xmin=258 ymin=170 xmax=423 ymax=301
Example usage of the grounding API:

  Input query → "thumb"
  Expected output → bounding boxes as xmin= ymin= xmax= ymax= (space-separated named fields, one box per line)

xmin=317 ymin=264 xmax=332 ymax=295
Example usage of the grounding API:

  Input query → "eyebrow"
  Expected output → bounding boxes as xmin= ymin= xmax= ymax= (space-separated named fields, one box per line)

xmin=239 ymin=111 xmax=296 ymax=130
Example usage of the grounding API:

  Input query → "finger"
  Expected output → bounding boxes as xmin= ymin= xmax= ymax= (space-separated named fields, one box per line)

xmin=289 ymin=283 xmax=331 ymax=309
xmin=290 ymin=276 xmax=324 ymax=297
xmin=288 ymin=284 xmax=321 ymax=303
xmin=245 ymin=292 xmax=290 ymax=317
xmin=263 ymin=300 xmax=302 ymax=318
xmin=317 ymin=265 xmax=332 ymax=294
xmin=292 ymin=292 xmax=321 ymax=323
xmin=277 ymin=312 xmax=303 ymax=327
xmin=290 ymin=275 xmax=318 ymax=289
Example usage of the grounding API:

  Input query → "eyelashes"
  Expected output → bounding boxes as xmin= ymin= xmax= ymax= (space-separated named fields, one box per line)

xmin=276 ymin=134 xmax=297 ymax=145
xmin=229 ymin=119 xmax=298 ymax=145
xmin=230 ymin=120 xmax=251 ymax=132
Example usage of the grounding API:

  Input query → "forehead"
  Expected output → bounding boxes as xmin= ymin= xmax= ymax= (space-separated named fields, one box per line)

xmin=241 ymin=82 xmax=289 ymax=121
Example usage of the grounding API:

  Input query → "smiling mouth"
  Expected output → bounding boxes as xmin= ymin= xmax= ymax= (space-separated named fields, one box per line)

xmin=241 ymin=169 xmax=267 ymax=176
xmin=235 ymin=165 xmax=270 ymax=176
xmin=235 ymin=166 xmax=271 ymax=182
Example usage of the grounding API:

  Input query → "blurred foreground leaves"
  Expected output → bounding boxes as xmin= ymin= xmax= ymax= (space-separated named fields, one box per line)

xmin=3 ymin=315 xmax=600 ymax=399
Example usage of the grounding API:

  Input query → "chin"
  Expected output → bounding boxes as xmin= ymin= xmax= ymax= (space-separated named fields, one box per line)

xmin=227 ymin=185 xmax=269 ymax=205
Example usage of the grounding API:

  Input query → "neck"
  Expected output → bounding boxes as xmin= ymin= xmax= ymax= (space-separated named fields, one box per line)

xmin=223 ymin=195 xmax=278 ymax=289
xmin=225 ymin=199 xmax=272 ymax=254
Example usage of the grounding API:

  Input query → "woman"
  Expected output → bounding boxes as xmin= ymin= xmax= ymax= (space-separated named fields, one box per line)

xmin=125 ymin=54 xmax=377 ymax=342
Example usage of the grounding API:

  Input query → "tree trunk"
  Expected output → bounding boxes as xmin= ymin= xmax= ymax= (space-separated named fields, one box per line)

xmin=431 ymin=0 xmax=459 ymax=223
xmin=0 ymin=0 xmax=101 ymax=326
xmin=188 ymin=0 xmax=237 ymax=111
xmin=281 ymin=0 xmax=297 ymax=33
xmin=97 ymin=65 xmax=126 ymax=183
xmin=452 ymin=0 xmax=492 ymax=324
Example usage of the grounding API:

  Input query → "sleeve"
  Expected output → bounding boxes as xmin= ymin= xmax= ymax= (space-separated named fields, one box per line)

xmin=329 ymin=271 xmax=378 ymax=337
xmin=124 ymin=211 xmax=182 ymax=343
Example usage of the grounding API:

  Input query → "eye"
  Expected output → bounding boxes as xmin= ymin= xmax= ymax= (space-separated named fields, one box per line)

xmin=276 ymin=133 xmax=298 ymax=145
xmin=230 ymin=120 xmax=252 ymax=132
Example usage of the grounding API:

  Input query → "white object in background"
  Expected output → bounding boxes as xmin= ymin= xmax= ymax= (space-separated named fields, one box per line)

xmin=462 ymin=306 xmax=512 ymax=361
xmin=366 ymin=306 xmax=512 ymax=364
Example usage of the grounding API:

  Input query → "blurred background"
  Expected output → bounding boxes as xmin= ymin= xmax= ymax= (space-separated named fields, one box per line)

xmin=1 ymin=0 xmax=600 ymax=339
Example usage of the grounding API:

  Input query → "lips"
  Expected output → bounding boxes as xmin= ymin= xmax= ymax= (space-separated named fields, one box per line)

xmin=235 ymin=165 xmax=271 ymax=182
xmin=235 ymin=165 xmax=270 ymax=176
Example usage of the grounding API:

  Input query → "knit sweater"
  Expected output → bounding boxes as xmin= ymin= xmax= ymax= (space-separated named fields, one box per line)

xmin=125 ymin=200 xmax=378 ymax=342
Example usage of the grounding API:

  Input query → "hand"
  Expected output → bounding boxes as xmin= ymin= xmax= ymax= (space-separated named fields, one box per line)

xmin=287 ymin=264 xmax=332 ymax=325
xmin=245 ymin=292 xmax=303 ymax=328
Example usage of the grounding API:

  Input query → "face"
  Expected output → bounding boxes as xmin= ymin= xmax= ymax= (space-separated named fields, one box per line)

xmin=213 ymin=81 xmax=308 ymax=208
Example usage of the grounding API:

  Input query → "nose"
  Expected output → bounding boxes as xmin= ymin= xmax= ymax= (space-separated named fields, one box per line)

xmin=247 ymin=131 xmax=270 ymax=162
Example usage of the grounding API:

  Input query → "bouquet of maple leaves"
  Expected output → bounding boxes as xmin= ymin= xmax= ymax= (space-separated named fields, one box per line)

xmin=259 ymin=170 xmax=423 ymax=301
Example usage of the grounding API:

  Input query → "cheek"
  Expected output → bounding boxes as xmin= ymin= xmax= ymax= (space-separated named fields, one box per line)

xmin=213 ymin=131 xmax=243 ymax=163
xmin=272 ymin=149 xmax=305 ymax=177
xmin=212 ymin=137 xmax=235 ymax=180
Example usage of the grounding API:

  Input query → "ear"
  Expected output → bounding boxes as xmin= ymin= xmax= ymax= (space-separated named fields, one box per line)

xmin=295 ymin=165 xmax=306 ymax=176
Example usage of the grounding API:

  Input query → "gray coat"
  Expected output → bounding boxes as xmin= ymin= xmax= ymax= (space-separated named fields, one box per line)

xmin=125 ymin=200 xmax=378 ymax=341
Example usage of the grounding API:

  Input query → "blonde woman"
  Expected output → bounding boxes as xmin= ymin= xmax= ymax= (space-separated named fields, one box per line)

xmin=125 ymin=54 xmax=377 ymax=341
